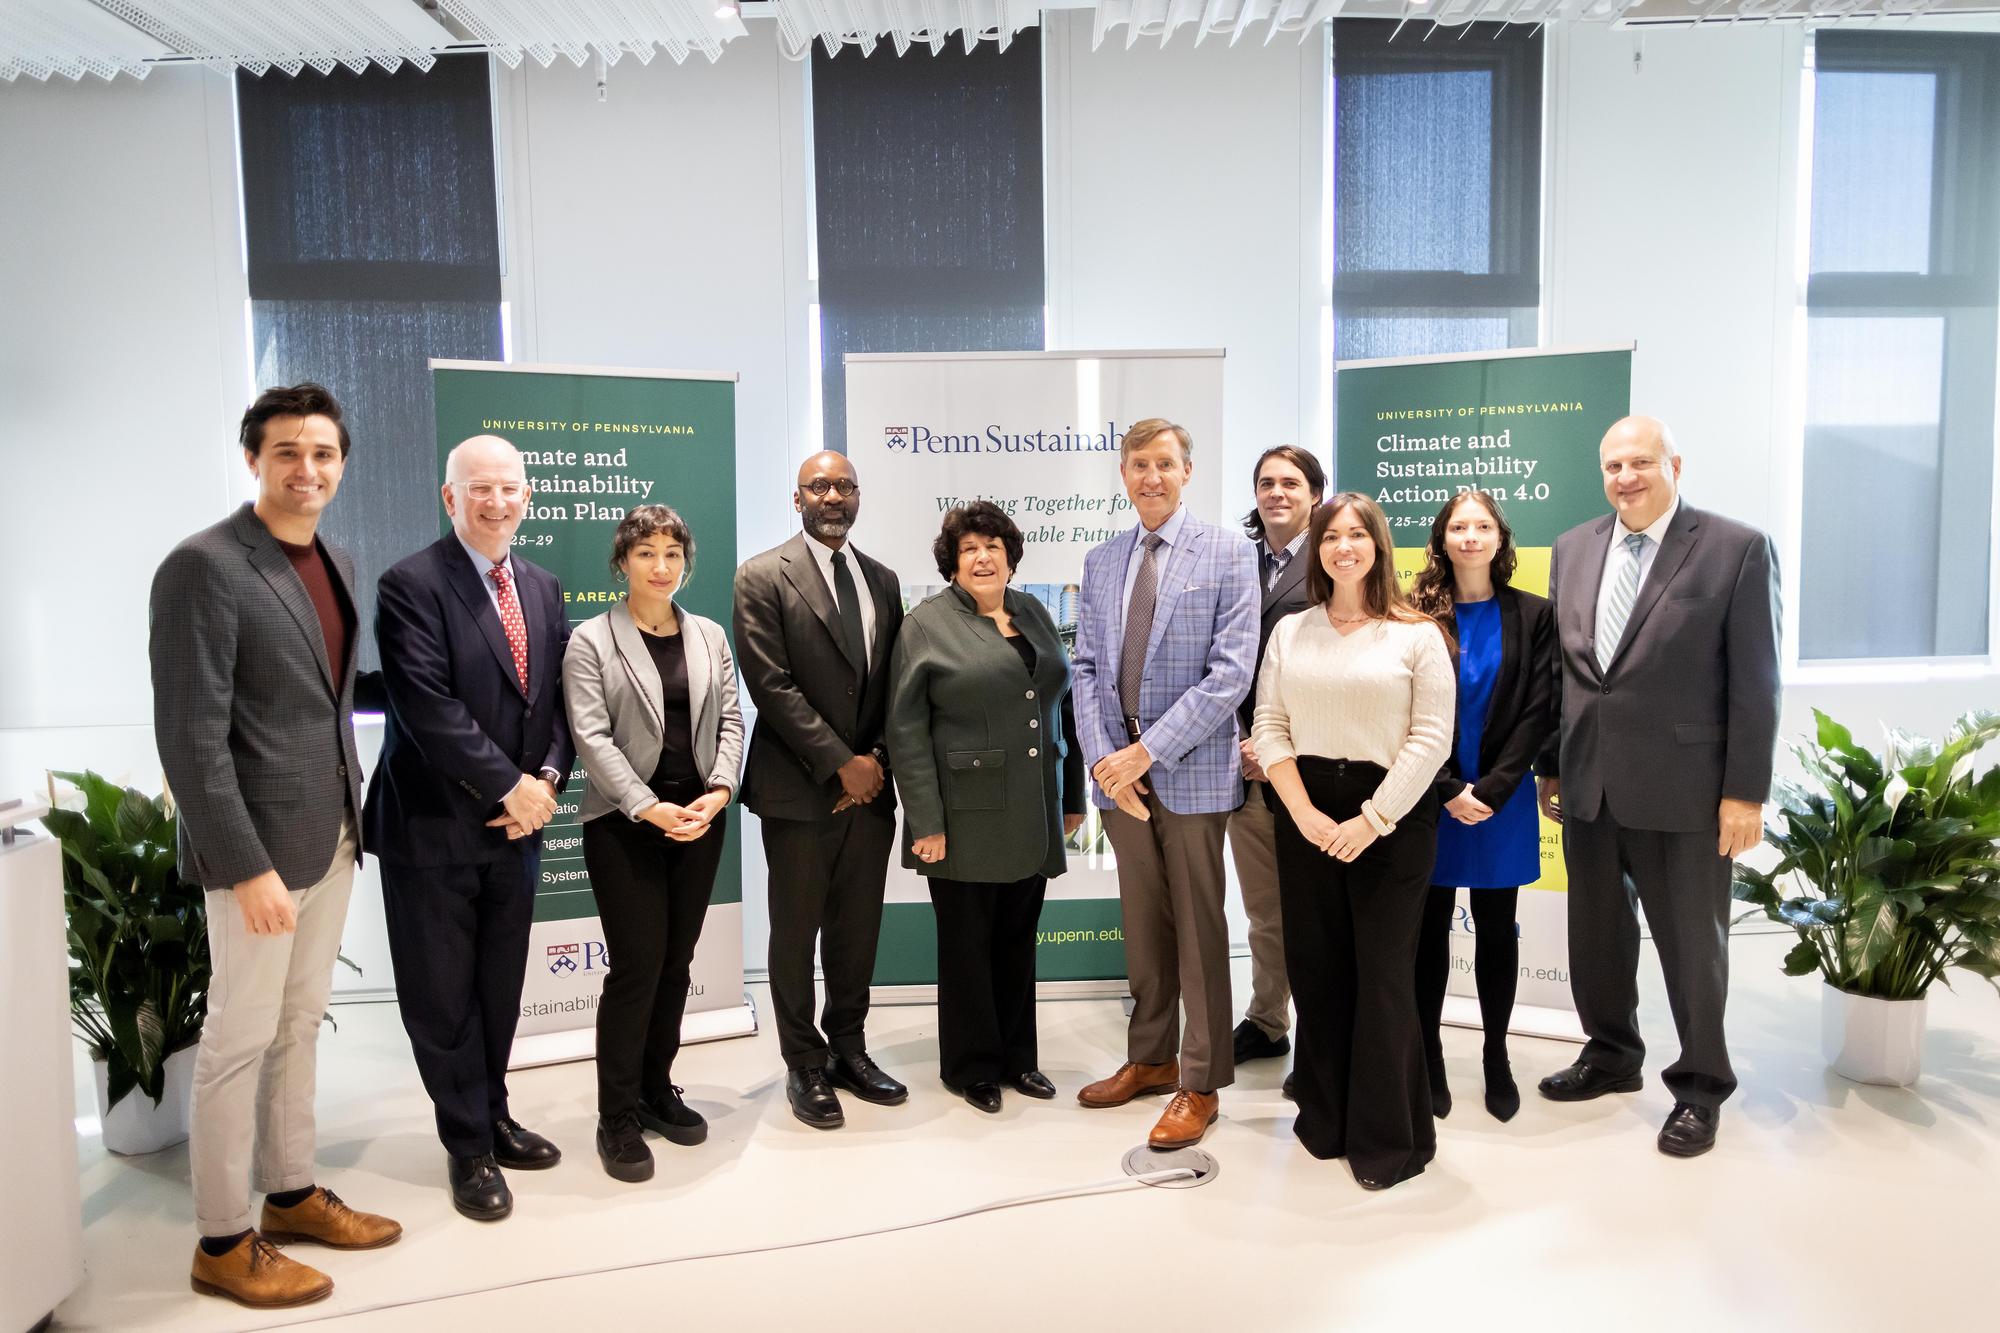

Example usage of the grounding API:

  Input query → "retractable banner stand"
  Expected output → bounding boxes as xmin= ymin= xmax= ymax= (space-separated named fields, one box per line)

xmin=430 ymin=359 xmax=756 ymax=1067
xmin=1334 ymin=344 xmax=1633 ymax=1041
xmin=845 ymin=349 xmax=1227 ymax=998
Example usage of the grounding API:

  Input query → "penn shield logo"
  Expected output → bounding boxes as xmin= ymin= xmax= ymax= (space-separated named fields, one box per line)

xmin=885 ymin=425 xmax=913 ymax=451
xmin=547 ymin=942 xmax=579 ymax=975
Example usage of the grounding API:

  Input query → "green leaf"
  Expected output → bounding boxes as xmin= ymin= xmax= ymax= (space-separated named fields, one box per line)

xmin=1846 ymin=899 xmax=1901 ymax=976
xmin=1814 ymin=709 xmax=1856 ymax=754
xmin=1782 ymin=939 xmax=1823 ymax=977
xmin=113 ymin=788 xmax=165 ymax=846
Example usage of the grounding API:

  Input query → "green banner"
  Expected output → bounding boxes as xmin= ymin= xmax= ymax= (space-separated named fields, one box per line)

xmin=431 ymin=362 xmax=741 ymax=925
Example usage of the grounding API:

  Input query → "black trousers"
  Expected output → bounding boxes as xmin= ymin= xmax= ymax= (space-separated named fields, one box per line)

xmin=582 ymin=789 xmax=724 ymax=1120
xmin=762 ymin=808 xmax=896 ymax=1070
xmin=380 ymin=849 xmax=536 ymax=1156
xmin=1416 ymin=885 xmax=1521 ymax=1066
xmin=1274 ymin=757 xmax=1438 ymax=1186
xmin=1564 ymin=809 xmax=1736 ymax=1108
xmin=929 ymin=875 xmax=1046 ymax=1087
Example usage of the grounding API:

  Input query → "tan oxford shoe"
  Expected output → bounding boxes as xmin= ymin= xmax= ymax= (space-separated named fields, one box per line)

xmin=1148 ymin=1089 xmax=1219 ymax=1149
xmin=260 ymin=1187 xmax=403 ymax=1250
xmin=189 ymin=1234 xmax=333 ymax=1308
xmin=1077 ymin=1060 xmax=1180 ymax=1108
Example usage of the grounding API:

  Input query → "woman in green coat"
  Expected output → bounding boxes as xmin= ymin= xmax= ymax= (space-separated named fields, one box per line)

xmin=887 ymin=501 xmax=1086 ymax=1113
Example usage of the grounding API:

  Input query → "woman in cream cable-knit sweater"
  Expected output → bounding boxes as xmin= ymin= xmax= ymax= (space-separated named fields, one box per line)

xmin=1252 ymin=492 xmax=1455 ymax=1190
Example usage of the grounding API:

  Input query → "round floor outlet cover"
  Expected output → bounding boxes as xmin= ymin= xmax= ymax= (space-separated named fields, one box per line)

xmin=1122 ymin=1145 xmax=1219 ymax=1187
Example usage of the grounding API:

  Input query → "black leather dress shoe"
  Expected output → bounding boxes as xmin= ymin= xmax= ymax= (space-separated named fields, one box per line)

xmin=596 ymin=1113 xmax=654 ymax=1183
xmin=944 ymin=1080 xmax=1004 ymax=1114
xmin=1282 ymin=1072 xmax=1296 ymax=1101
xmin=1657 ymin=1101 xmax=1719 ymax=1158
xmin=638 ymin=1085 xmax=708 ymax=1147
xmin=447 ymin=1153 xmax=512 ymax=1221
xmin=1232 ymin=1019 xmax=1291 ymax=1064
xmin=827 ymin=1052 xmax=908 ymax=1106
xmin=1011 ymin=1070 xmax=1057 ymax=1100
xmin=786 ymin=1068 xmax=845 ymax=1130
xmin=492 ymin=1117 xmax=562 ymax=1170
xmin=1537 ymin=1060 xmax=1644 ymax=1102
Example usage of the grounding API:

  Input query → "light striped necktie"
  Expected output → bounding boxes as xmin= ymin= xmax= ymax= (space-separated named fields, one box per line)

xmin=1596 ymin=531 xmax=1648 ymax=673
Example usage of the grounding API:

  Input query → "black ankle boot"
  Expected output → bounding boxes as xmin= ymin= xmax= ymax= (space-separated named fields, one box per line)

xmin=1427 ymin=1056 xmax=1452 ymax=1119
xmin=1484 ymin=1053 xmax=1520 ymax=1122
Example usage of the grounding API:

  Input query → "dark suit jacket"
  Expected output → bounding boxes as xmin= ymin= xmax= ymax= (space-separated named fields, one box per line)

xmin=1239 ymin=535 xmax=1315 ymax=736
xmin=362 ymin=536 xmax=574 ymax=867
xmin=886 ymin=585 xmax=1085 ymax=883
xmin=1430 ymin=586 xmax=1556 ymax=812
xmin=733 ymin=532 xmax=904 ymax=823
xmin=149 ymin=503 xmax=366 ymax=891
xmin=1539 ymin=504 xmax=1781 ymax=831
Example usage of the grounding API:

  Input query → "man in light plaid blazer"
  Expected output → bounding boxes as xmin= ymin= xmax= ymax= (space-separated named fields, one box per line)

xmin=1073 ymin=418 xmax=1259 ymax=1149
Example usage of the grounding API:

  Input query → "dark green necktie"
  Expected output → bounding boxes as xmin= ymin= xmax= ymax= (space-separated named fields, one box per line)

xmin=831 ymin=549 xmax=868 ymax=672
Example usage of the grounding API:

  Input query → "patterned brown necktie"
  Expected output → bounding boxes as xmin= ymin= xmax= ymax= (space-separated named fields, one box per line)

xmin=1118 ymin=533 xmax=1165 ymax=719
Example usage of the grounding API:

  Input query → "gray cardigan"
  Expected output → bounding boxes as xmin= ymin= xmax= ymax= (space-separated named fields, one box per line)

xmin=562 ymin=601 xmax=744 ymax=823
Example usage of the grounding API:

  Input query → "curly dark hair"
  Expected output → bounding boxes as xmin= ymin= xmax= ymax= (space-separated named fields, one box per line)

xmin=932 ymin=500 xmax=1024 ymax=581
xmin=610 ymin=503 xmax=697 ymax=586
xmin=1410 ymin=490 xmax=1518 ymax=620
xmin=239 ymin=382 xmax=351 ymax=457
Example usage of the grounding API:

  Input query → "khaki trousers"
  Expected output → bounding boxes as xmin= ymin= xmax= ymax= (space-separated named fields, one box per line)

xmin=1103 ymin=795 xmax=1235 ymax=1092
xmin=190 ymin=823 xmax=356 ymax=1237
xmin=1227 ymin=782 xmax=1291 ymax=1040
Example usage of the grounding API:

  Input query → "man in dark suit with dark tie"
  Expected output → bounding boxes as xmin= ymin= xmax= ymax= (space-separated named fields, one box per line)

xmin=1228 ymin=445 xmax=1324 ymax=1088
xmin=1536 ymin=415 xmax=1781 ymax=1158
xmin=363 ymin=434 xmax=574 ymax=1220
xmin=733 ymin=451 xmax=908 ymax=1129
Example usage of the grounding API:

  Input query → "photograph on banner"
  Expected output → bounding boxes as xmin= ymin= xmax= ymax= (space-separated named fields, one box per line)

xmin=431 ymin=360 xmax=746 ymax=1048
xmin=1335 ymin=344 xmax=1632 ymax=1014
xmin=845 ymin=350 xmax=1227 ymax=987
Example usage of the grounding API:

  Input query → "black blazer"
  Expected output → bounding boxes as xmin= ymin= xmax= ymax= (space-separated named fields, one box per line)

xmin=362 ymin=536 xmax=575 ymax=867
xmin=733 ymin=532 xmax=904 ymax=823
xmin=1239 ymin=537 xmax=1315 ymax=736
xmin=1430 ymin=586 xmax=1556 ymax=813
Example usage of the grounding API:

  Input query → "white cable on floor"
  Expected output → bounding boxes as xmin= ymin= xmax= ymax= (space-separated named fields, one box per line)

xmin=243 ymin=1166 xmax=1198 ymax=1330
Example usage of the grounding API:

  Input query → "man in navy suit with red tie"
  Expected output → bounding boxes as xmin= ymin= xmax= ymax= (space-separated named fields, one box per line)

xmin=363 ymin=435 xmax=574 ymax=1221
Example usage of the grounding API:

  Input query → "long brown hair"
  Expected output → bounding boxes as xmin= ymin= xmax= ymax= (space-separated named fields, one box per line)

xmin=1306 ymin=493 xmax=1429 ymax=625
xmin=1411 ymin=490 xmax=1518 ymax=620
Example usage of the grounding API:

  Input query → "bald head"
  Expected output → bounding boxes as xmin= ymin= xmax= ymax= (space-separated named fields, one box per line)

xmin=443 ymin=434 xmax=530 ymax=561
xmin=795 ymin=449 xmax=860 ymax=546
xmin=1598 ymin=415 xmax=1682 ymax=531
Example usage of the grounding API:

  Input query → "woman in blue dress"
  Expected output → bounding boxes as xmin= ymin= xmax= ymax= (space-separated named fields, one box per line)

xmin=1410 ymin=492 xmax=1555 ymax=1122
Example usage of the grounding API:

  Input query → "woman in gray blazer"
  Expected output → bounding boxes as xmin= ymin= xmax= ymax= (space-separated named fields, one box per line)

xmin=563 ymin=504 xmax=743 ymax=1183
xmin=887 ymin=501 xmax=1085 ymax=1114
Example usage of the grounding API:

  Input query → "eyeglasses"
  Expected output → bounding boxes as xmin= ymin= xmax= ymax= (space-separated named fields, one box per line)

xmin=455 ymin=481 xmax=528 ymax=501
xmin=801 ymin=478 xmax=859 ymax=498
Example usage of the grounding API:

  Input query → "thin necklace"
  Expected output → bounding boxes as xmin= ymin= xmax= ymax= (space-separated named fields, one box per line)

xmin=630 ymin=599 xmax=675 ymax=634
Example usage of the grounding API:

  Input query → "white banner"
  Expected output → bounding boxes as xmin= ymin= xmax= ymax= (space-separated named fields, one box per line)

xmin=845 ymin=349 xmax=1227 ymax=988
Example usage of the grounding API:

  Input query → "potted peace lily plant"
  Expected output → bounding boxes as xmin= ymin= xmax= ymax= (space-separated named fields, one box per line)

xmin=1732 ymin=710 xmax=2000 ymax=1086
xmin=45 ymin=770 xmax=209 ymax=1154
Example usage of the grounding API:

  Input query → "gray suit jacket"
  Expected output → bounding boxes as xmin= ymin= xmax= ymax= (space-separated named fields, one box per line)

xmin=1541 ymin=503 xmax=1782 ymax=831
xmin=149 ymin=503 xmax=366 ymax=890
xmin=563 ymin=602 xmax=744 ymax=823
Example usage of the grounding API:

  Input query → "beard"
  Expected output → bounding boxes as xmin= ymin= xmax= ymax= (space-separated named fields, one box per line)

xmin=804 ymin=511 xmax=853 ymax=541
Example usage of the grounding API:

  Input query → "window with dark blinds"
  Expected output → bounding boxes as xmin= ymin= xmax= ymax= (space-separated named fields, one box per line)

xmin=1331 ymin=21 xmax=1543 ymax=364
xmin=1801 ymin=32 xmax=1998 ymax=660
xmin=237 ymin=54 xmax=505 ymax=672
xmin=810 ymin=37 xmax=1046 ymax=453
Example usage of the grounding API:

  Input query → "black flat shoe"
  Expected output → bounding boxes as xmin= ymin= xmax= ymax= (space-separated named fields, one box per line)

xmin=1231 ymin=1019 xmax=1292 ymax=1064
xmin=944 ymin=1080 xmax=1004 ymax=1114
xmin=1427 ymin=1058 xmax=1452 ymax=1119
xmin=1281 ymin=1072 xmax=1296 ymax=1102
xmin=1010 ymin=1070 xmax=1057 ymax=1100
xmin=638 ymin=1085 xmax=708 ymax=1147
xmin=595 ymin=1113 xmax=654 ymax=1183
xmin=492 ymin=1117 xmax=562 ymax=1170
xmin=786 ymin=1068 xmax=845 ymax=1130
xmin=828 ymin=1051 xmax=908 ymax=1106
xmin=447 ymin=1153 xmax=512 ymax=1221
xmin=1484 ymin=1060 xmax=1521 ymax=1123
xmin=1537 ymin=1060 xmax=1644 ymax=1102
xmin=1657 ymin=1101 xmax=1718 ymax=1158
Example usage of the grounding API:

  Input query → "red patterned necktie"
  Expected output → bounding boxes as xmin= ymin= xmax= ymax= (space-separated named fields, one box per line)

xmin=489 ymin=565 xmax=530 ymax=692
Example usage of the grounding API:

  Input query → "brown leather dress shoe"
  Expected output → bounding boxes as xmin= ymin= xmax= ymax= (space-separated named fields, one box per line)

xmin=189 ymin=1234 xmax=333 ymax=1308
xmin=1077 ymin=1060 xmax=1179 ymax=1108
xmin=260 ymin=1187 xmax=403 ymax=1249
xmin=1148 ymin=1090 xmax=1219 ymax=1148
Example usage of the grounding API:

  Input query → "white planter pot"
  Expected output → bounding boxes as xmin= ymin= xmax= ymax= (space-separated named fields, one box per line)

xmin=93 ymin=1041 xmax=198 ymax=1156
xmin=1821 ymin=982 xmax=1927 ymax=1087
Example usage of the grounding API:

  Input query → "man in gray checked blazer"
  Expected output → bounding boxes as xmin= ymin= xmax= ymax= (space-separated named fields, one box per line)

xmin=1535 ymin=415 xmax=1781 ymax=1160
xmin=150 ymin=384 xmax=400 ymax=1310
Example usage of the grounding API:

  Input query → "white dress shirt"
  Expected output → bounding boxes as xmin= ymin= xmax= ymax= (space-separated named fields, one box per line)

xmin=457 ymin=533 xmax=517 ymax=622
xmin=803 ymin=531 xmax=876 ymax=670
xmin=1593 ymin=496 xmax=1680 ymax=633
xmin=1121 ymin=503 xmax=1190 ymax=624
